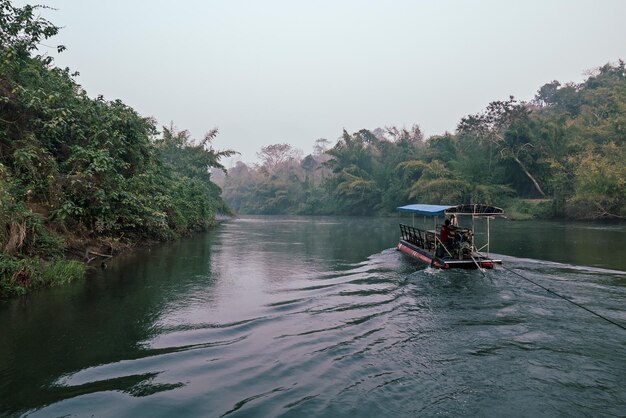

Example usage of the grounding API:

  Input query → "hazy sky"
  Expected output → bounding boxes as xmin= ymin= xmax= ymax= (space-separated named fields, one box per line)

xmin=22 ymin=0 xmax=626 ymax=164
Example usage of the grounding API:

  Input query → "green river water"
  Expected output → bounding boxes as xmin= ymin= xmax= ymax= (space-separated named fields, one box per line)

xmin=1 ymin=216 xmax=625 ymax=417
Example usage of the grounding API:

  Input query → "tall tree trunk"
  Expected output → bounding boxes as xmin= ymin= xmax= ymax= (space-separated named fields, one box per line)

xmin=512 ymin=155 xmax=546 ymax=197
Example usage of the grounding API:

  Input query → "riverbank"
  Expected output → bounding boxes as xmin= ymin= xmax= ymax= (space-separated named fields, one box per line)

xmin=0 ymin=215 xmax=234 ymax=299
xmin=504 ymin=199 xmax=553 ymax=220
xmin=1 ymin=230 xmax=140 ymax=298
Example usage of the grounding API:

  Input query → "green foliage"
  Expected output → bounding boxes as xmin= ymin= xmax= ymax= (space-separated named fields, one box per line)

xmin=40 ymin=258 xmax=85 ymax=286
xmin=0 ymin=253 xmax=37 ymax=296
xmin=538 ymin=60 xmax=626 ymax=218
xmin=506 ymin=199 xmax=553 ymax=220
xmin=1 ymin=0 xmax=233 ymax=297
xmin=0 ymin=0 xmax=62 ymax=70
xmin=570 ymin=143 xmax=626 ymax=218
xmin=224 ymin=60 xmax=625 ymax=220
xmin=0 ymin=253 xmax=85 ymax=297
xmin=4 ymin=1 xmax=623 ymax=225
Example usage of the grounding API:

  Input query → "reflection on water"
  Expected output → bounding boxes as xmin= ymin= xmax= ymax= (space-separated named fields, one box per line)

xmin=0 ymin=216 xmax=625 ymax=417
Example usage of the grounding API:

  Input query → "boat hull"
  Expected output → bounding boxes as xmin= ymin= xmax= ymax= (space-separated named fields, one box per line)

xmin=397 ymin=240 xmax=499 ymax=269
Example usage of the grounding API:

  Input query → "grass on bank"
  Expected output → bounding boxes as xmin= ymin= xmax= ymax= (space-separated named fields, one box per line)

xmin=0 ymin=254 xmax=86 ymax=298
xmin=505 ymin=199 xmax=554 ymax=220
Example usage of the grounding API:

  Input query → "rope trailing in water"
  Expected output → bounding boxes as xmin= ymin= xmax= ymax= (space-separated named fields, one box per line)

xmin=470 ymin=254 xmax=486 ymax=276
xmin=501 ymin=265 xmax=626 ymax=331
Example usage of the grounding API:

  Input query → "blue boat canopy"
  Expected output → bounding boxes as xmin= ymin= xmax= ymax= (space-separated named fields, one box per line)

xmin=397 ymin=204 xmax=505 ymax=217
xmin=396 ymin=204 xmax=454 ymax=216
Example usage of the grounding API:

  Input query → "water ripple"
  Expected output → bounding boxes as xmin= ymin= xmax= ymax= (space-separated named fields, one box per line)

xmin=9 ymin=221 xmax=626 ymax=418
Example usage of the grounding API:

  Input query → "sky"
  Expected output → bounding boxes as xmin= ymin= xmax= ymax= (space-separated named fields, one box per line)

xmin=20 ymin=0 xmax=626 ymax=164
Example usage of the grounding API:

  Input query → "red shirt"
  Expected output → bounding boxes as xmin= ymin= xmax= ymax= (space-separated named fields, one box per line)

xmin=440 ymin=225 xmax=450 ymax=242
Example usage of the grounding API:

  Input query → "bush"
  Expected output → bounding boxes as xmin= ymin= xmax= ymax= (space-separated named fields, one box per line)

xmin=505 ymin=199 xmax=553 ymax=220
xmin=0 ymin=254 xmax=85 ymax=298
xmin=40 ymin=258 xmax=86 ymax=287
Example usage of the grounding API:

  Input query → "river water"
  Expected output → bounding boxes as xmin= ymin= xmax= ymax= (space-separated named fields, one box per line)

xmin=1 ymin=216 xmax=625 ymax=417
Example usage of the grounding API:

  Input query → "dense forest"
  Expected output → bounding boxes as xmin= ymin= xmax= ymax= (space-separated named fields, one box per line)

xmin=2 ymin=1 xmax=625 ymax=298
xmin=0 ymin=1 xmax=233 ymax=296
xmin=220 ymin=63 xmax=626 ymax=220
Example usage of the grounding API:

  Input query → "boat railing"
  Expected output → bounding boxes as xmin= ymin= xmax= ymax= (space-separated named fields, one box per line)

xmin=399 ymin=224 xmax=437 ymax=253
xmin=401 ymin=223 xmax=481 ymax=259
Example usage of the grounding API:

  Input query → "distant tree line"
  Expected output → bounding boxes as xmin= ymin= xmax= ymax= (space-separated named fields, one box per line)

xmin=0 ymin=1 xmax=233 ymax=296
xmin=221 ymin=61 xmax=626 ymax=220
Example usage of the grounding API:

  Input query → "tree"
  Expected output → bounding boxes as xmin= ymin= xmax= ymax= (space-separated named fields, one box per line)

xmin=571 ymin=143 xmax=626 ymax=218
xmin=300 ymin=154 xmax=317 ymax=184
xmin=534 ymin=80 xmax=561 ymax=107
xmin=425 ymin=133 xmax=458 ymax=163
xmin=324 ymin=130 xmax=374 ymax=175
xmin=257 ymin=143 xmax=300 ymax=175
xmin=408 ymin=160 xmax=467 ymax=204
xmin=457 ymin=97 xmax=547 ymax=197
xmin=0 ymin=0 xmax=63 ymax=62
xmin=313 ymin=138 xmax=330 ymax=155
xmin=385 ymin=124 xmax=424 ymax=146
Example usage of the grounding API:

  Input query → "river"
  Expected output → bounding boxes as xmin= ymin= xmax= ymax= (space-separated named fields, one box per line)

xmin=1 ymin=216 xmax=625 ymax=417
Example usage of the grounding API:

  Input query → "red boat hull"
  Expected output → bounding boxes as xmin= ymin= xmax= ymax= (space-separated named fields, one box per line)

xmin=397 ymin=241 xmax=496 ymax=269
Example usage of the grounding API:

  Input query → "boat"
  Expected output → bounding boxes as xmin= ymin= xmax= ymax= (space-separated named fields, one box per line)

xmin=396 ymin=203 xmax=505 ymax=269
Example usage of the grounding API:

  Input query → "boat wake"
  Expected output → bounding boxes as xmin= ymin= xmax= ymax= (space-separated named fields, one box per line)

xmin=21 ymin=247 xmax=626 ymax=418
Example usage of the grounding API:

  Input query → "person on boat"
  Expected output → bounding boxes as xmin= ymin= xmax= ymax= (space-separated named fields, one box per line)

xmin=437 ymin=219 xmax=452 ymax=257
xmin=447 ymin=215 xmax=459 ymax=246
xmin=440 ymin=219 xmax=451 ymax=242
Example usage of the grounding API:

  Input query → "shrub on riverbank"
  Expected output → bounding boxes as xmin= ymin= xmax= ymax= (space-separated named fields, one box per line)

xmin=0 ymin=254 xmax=85 ymax=297
xmin=504 ymin=199 xmax=553 ymax=220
